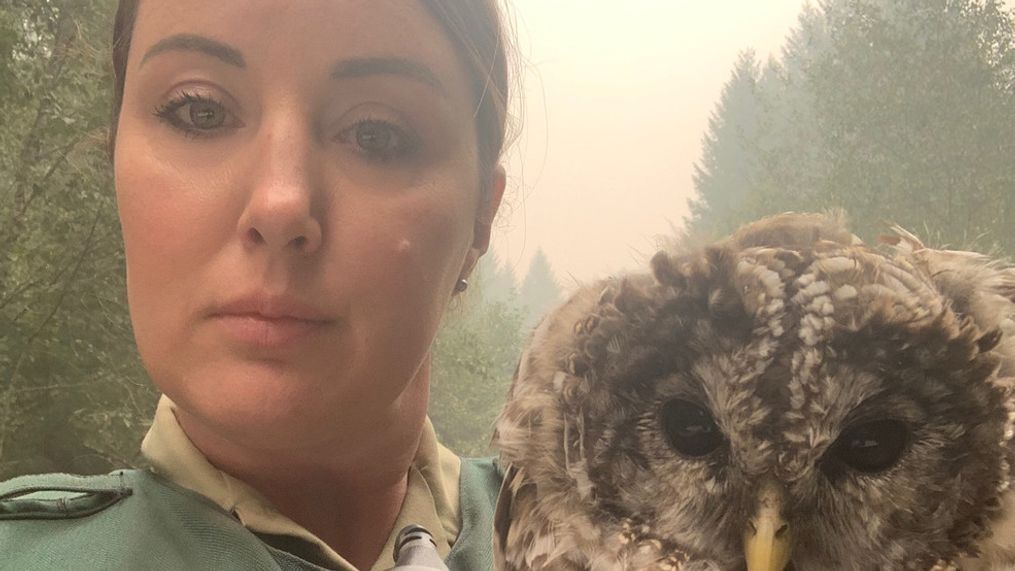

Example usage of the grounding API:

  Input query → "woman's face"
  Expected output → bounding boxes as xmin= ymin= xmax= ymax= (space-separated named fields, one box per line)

xmin=115 ymin=0 xmax=501 ymax=446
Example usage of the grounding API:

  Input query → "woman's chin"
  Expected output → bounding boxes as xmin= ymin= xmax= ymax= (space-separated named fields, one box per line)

xmin=164 ymin=368 xmax=359 ymax=445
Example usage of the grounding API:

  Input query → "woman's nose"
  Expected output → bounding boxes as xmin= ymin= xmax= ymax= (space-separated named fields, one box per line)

xmin=237 ymin=115 xmax=324 ymax=256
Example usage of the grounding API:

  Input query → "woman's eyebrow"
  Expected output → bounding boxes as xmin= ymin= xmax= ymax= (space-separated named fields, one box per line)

xmin=138 ymin=35 xmax=444 ymax=96
xmin=140 ymin=34 xmax=246 ymax=69
xmin=331 ymin=57 xmax=446 ymax=95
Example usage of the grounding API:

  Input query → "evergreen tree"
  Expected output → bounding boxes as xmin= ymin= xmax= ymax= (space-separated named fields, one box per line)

xmin=689 ymin=50 xmax=764 ymax=238
xmin=473 ymin=252 xmax=518 ymax=306
xmin=686 ymin=0 xmax=1015 ymax=254
xmin=518 ymin=249 xmax=562 ymax=330
xmin=809 ymin=0 xmax=1015 ymax=250
xmin=489 ymin=258 xmax=520 ymax=305
xmin=750 ymin=5 xmax=834 ymax=218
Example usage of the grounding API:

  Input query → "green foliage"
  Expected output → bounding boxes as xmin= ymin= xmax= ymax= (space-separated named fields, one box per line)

xmin=688 ymin=0 xmax=1015 ymax=254
xmin=0 ymin=0 xmax=155 ymax=480
xmin=430 ymin=267 xmax=526 ymax=457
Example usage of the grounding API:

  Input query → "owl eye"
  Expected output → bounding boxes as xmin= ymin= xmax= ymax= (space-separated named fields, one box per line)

xmin=829 ymin=419 xmax=909 ymax=473
xmin=660 ymin=399 xmax=724 ymax=458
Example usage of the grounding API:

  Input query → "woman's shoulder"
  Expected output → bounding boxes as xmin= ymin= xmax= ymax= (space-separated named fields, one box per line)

xmin=447 ymin=457 xmax=504 ymax=571
xmin=457 ymin=456 xmax=503 ymax=508
xmin=0 ymin=469 xmax=281 ymax=570
xmin=1 ymin=462 xmax=508 ymax=571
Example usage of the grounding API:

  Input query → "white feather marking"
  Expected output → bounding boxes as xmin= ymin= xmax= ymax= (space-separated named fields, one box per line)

xmin=833 ymin=284 xmax=859 ymax=301
xmin=799 ymin=280 xmax=832 ymax=298
xmin=817 ymin=255 xmax=858 ymax=274
xmin=552 ymin=371 xmax=567 ymax=392
xmin=569 ymin=459 xmax=594 ymax=499
xmin=607 ymin=336 xmax=623 ymax=354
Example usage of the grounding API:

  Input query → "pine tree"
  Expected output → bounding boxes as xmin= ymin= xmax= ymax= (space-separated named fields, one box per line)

xmin=688 ymin=50 xmax=764 ymax=238
xmin=489 ymin=261 xmax=519 ymax=305
xmin=518 ymin=249 xmax=562 ymax=330
xmin=808 ymin=0 xmax=1015 ymax=250
xmin=750 ymin=5 xmax=833 ymax=218
xmin=474 ymin=252 xmax=518 ymax=305
xmin=686 ymin=0 xmax=1015 ymax=254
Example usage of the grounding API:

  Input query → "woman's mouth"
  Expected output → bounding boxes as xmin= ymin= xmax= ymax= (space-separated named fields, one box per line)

xmin=212 ymin=313 xmax=329 ymax=349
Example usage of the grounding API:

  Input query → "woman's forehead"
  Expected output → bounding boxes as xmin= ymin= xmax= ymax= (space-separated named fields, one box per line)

xmin=129 ymin=0 xmax=471 ymax=97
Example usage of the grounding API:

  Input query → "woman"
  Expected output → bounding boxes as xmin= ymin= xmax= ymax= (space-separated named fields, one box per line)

xmin=0 ymin=1 xmax=513 ymax=570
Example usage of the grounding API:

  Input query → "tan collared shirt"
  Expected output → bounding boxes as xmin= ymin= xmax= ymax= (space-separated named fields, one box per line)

xmin=141 ymin=396 xmax=462 ymax=571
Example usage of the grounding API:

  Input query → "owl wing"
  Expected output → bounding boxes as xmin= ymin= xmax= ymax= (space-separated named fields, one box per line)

xmin=883 ymin=227 xmax=1015 ymax=567
xmin=492 ymin=281 xmax=646 ymax=571
xmin=493 ymin=463 xmax=586 ymax=571
xmin=493 ymin=462 xmax=684 ymax=571
xmin=492 ymin=300 xmax=595 ymax=571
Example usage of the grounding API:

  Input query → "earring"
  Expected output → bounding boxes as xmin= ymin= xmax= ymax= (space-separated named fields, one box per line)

xmin=454 ymin=278 xmax=469 ymax=293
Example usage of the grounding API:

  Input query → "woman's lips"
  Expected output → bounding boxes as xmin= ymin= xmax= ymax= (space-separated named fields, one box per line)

xmin=212 ymin=313 xmax=328 ymax=349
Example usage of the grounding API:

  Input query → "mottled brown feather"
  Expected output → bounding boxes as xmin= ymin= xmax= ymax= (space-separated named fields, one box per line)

xmin=493 ymin=213 xmax=1015 ymax=570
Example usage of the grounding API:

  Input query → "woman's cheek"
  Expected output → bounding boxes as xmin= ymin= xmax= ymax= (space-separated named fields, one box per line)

xmin=119 ymin=141 xmax=214 ymax=263
xmin=355 ymin=190 xmax=471 ymax=329
xmin=116 ymin=150 xmax=228 ymax=353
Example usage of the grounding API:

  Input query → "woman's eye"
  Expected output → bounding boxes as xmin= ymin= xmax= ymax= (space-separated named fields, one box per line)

xmin=339 ymin=119 xmax=419 ymax=162
xmin=660 ymin=399 xmax=724 ymax=458
xmin=828 ymin=419 xmax=909 ymax=473
xmin=153 ymin=93 xmax=237 ymax=137
xmin=187 ymin=100 xmax=227 ymax=130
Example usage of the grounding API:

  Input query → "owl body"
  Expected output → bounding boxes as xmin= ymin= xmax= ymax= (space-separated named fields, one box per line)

xmin=493 ymin=213 xmax=1015 ymax=571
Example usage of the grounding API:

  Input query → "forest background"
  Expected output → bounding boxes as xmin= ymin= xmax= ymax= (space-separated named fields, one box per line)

xmin=1 ymin=0 xmax=1012 ymax=478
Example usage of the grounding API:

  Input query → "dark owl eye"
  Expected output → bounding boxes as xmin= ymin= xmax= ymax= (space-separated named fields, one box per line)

xmin=830 ymin=419 xmax=909 ymax=473
xmin=660 ymin=399 xmax=724 ymax=458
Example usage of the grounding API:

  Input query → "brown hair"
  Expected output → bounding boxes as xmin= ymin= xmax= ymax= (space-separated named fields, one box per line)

xmin=109 ymin=0 xmax=514 ymax=191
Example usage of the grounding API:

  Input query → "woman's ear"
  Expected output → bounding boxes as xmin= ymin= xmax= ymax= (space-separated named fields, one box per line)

xmin=460 ymin=165 xmax=507 ymax=280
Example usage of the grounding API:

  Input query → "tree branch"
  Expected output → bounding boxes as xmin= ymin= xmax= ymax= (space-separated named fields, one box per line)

xmin=5 ymin=202 xmax=103 ymax=390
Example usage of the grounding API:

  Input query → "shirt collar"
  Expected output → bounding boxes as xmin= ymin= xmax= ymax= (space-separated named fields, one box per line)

xmin=141 ymin=395 xmax=461 ymax=570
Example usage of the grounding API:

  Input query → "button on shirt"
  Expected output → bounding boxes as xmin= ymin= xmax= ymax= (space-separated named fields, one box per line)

xmin=140 ymin=396 xmax=462 ymax=571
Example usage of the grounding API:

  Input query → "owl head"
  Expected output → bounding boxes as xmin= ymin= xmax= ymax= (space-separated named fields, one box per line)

xmin=496 ymin=213 xmax=1015 ymax=570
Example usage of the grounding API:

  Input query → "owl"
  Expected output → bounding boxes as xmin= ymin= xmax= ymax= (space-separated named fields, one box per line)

xmin=492 ymin=213 xmax=1015 ymax=571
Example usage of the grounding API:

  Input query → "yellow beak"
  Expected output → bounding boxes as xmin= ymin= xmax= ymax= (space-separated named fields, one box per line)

xmin=744 ymin=479 xmax=792 ymax=571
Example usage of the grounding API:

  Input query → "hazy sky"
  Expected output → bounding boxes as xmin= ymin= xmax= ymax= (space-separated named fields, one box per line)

xmin=491 ymin=0 xmax=815 ymax=290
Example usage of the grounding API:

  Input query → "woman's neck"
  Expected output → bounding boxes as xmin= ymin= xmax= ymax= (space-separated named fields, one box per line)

xmin=176 ymin=367 xmax=431 ymax=569
xmin=239 ymin=443 xmax=415 ymax=569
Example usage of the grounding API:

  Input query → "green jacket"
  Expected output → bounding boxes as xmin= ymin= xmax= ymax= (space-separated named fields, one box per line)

xmin=0 ymin=458 xmax=502 ymax=571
